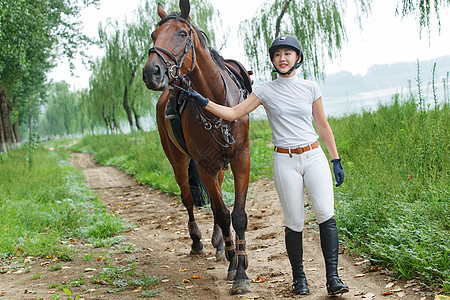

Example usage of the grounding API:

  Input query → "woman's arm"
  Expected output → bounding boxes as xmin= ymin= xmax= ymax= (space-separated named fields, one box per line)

xmin=312 ymin=97 xmax=339 ymax=160
xmin=204 ymin=93 xmax=262 ymax=122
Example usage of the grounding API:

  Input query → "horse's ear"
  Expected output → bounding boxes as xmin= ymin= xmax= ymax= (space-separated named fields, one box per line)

xmin=179 ymin=0 xmax=190 ymax=21
xmin=158 ymin=3 xmax=167 ymax=19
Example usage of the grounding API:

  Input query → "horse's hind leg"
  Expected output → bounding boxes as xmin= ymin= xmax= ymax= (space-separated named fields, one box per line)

xmin=211 ymin=171 xmax=226 ymax=261
xmin=211 ymin=222 xmax=225 ymax=261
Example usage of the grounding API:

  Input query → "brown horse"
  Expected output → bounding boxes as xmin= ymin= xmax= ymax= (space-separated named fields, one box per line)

xmin=142 ymin=0 xmax=252 ymax=294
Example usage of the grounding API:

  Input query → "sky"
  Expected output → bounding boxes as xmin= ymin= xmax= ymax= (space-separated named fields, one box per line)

xmin=48 ymin=0 xmax=450 ymax=90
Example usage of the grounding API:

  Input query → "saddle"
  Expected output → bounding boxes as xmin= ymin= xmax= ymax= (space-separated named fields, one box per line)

xmin=223 ymin=59 xmax=253 ymax=94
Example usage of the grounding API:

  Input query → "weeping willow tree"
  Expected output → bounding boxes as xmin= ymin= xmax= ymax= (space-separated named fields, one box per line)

xmin=241 ymin=0 xmax=450 ymax=81
xmin=397 ymin=0 xmax=450 ymax=34
xmin=240 ymin=0 xmax=371 ymax=80
xmin=78 ymin=0 xmax=221 ymax=134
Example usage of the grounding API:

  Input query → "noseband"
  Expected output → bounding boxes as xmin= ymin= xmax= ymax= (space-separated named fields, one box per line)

xmin=148 ymin=16 xmax=196 ymax=81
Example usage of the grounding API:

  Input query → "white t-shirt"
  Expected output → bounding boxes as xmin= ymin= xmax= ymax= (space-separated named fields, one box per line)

xmin=253 ymin=75 xmax=321 ymax=148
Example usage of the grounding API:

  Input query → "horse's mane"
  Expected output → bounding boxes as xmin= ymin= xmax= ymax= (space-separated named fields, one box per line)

xmin=209 ymin=48 xmax=227 ymax=70
xmin=158 ymin=12 xmax=226 ymax=71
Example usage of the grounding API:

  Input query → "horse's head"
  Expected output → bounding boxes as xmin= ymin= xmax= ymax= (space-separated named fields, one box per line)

xmin=143 ymin=0 xmax=196 ymax=91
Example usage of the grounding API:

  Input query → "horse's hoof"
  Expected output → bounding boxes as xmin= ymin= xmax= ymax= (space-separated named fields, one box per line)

xmin=190 ymin=248 xmax=204 ymax=255
xmin=231 ymin=279 xmax=251 ymax=295
xmin=215 ymin=249 xmax=226 ymax=261
xmin=227 ymin=270 xmax=237 ymax=281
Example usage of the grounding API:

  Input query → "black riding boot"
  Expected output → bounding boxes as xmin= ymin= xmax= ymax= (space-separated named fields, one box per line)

xmin=319 ymin=217 xmax=349 ymax=296
xmin=285 ymin=227 xmax=309 ymax=295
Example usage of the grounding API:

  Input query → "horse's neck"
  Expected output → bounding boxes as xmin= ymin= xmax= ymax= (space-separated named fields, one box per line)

xmin=189 ymin=51 xmax=226 ymax=104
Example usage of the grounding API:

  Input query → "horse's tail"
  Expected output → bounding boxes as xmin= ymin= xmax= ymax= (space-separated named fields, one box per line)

xmin=188 ymin=158 xmax=210 ymax=207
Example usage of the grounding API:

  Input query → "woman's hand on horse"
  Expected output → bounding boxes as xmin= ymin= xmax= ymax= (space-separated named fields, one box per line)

xmin=188 ymin=90 xmax=209 ymax=108
xmin=331 ymin=159 xmax=344 ymax=187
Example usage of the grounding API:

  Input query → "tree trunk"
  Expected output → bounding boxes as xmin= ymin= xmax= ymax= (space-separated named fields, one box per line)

xmin=0 ymin=110 xmax=6 ymax=154
xmin=13 ymin=119 xmax=20 ymax=143
xmin=123 ymin=86 xmax=135 ymax=131
xmin=0 ymin=88 xmax=13 ymax=149
xmin=275 ymin=0 xmax=292 ymax=39
xmin=102 ymin=105 xmax=111 ymax=134
xmin=0 ymin=88 xmax=7 ymax=153
xmin=112 ymin=101 xmax=119 ymax=133
xmin=29 ymin=111 xmax=33 ymax=136
xmin=132 ymin=106 xmax=142 ymax=130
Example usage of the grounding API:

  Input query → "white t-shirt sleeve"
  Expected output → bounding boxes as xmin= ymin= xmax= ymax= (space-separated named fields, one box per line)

xmin=311 ymin=81 xmax=322 ymax=102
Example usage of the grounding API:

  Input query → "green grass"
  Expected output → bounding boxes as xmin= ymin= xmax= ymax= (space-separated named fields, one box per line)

xmin=329 ymin=92 xmax=449 ymax=292
xmin=90 ymin=262 xmax=165 ymax=296
xmin=0 ymin=146 xmax=126 ymax=259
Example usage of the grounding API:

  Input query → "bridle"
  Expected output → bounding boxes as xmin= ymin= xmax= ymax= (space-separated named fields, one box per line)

xmin=148 ymin=16 xmax=196 ymax=81
xmin=147 ymin=14 xmax=237 ymax=148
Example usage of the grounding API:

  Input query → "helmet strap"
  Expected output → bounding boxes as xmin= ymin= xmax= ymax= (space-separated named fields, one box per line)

xmin=272 ymin=56 xmax=302 ymax=76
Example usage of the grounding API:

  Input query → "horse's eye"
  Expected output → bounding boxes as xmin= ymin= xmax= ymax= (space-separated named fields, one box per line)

xmin=179 ymin=30 xmax=188 ymax=38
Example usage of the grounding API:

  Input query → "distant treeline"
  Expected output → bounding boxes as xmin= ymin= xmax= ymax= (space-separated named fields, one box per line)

xmin=321 ymin=56 xmax=450 ymax=97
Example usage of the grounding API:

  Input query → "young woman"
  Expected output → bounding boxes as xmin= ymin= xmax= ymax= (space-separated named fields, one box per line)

xmin=188 ymin=34 xmax=349 ymax=296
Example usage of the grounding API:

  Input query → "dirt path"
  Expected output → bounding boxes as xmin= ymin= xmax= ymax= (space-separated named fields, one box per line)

xmin=0 ymin=153 xmax=432 ymax=299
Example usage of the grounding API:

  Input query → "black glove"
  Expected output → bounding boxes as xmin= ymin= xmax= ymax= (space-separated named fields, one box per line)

xmin=187 ymin=90 xmax=209 ymax=108
xmin=331 ymin=159 xmax=344 ymax=187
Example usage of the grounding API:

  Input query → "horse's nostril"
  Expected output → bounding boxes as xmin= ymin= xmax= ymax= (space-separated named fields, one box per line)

xmin=153 ymin=64 xmax=161 ymax=76
xmin=143 ymin=65 xmax=162 ymax=83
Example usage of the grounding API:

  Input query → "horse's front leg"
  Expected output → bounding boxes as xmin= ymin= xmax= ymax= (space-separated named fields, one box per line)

xmin=210 ymin=168 xmax=226 ymax=261
xmin=157 ymin=97 xmax=203 ymax=255
xmin=229 ymin=152 xmax=251 ymax=294
xmin=172 ymin=159 xmax=204 ymax=254
xmin=230 ymin=188 xmax=250 ymax=294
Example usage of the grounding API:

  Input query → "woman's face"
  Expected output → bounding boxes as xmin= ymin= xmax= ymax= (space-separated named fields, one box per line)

xmin=272 ymin=48 xmax=300 ymax=77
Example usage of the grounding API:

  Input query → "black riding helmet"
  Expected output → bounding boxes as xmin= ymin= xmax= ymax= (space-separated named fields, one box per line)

xmin=269 ymin=34 xmax=304 ymax=75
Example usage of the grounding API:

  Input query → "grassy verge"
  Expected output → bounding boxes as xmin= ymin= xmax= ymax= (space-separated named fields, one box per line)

xmin=329 ymin=92 xmax=449 ymax=293
xmin=0 ymin=146 xmax=126 ymax=260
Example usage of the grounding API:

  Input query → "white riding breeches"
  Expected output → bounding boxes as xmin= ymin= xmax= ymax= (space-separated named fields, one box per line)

xmin=273 ymin=146 xmax=335 ymax=232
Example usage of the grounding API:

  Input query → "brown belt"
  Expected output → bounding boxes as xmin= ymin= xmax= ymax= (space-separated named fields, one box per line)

xmin=274 ymin=141 xmax=319 ymax=155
